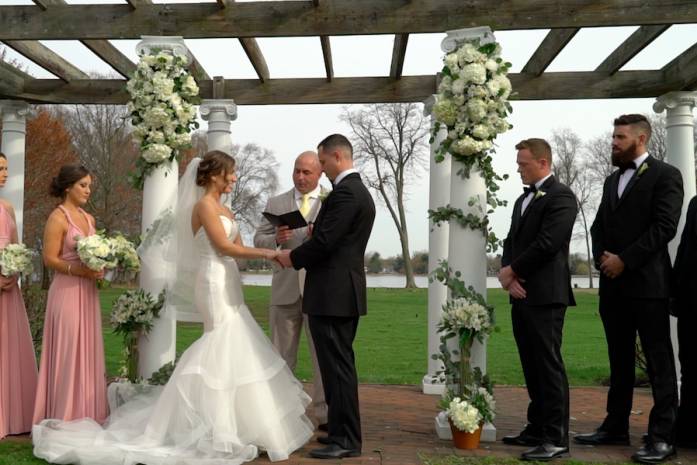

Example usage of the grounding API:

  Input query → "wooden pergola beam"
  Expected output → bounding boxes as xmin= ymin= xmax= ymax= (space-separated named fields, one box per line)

xmin=390 ymin=33 xmax=409 ymax=80
xmin=320 ymin=35 xmax=334 ymax=81
xmin=31 ymin=0 xmax=63 ymax=11
xmin=3 ymin=40 xmax=88 ymax=81
xmin=5 ymin=70 xmax=678 ymax=105
xmin=662 ymin=43 xmax=697 ymax=90
xmin=596 ymin=25 xmax=670 ymax=75
xmin=521 ymin=28 xmax=578 ymax=76
xmin=238 ymin=38 xmax=270 ymax=82
xmin=1 ymin=1 xmax=697 ymax=40
xmin=0 ymin=60 xmax=27 ymax=96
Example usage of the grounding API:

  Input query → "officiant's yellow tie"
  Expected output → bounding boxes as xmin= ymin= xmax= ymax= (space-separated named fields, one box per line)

xmin=299 ymin=193 xmax=311 ymax=218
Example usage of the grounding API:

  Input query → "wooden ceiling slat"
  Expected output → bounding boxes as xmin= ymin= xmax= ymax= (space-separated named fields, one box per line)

xmin=521 ymin=28 xmax=578 ymax=76
xmin=662 ymin=43 xmax=697 ymax=90
xmin=1 ymin=1 xmax=697 ymax=40
xmin=3 ymin=40 xmax=88 ymax=81
xmin=390 ymin=33 xmax=409 ymax=80
xmin=596 ymin=25 xmax=670 ymax=74
xmin=320 ymin=35 xmax=333 ymax=81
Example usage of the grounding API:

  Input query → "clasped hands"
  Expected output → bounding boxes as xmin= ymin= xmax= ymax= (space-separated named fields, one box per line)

xmin=268 ymin=225 xmax=313 ymax=268
xmin=598 ymin=251 xmax=624 ymax=279
xmin=0 ymin=274 xmax=18 ymax=292
xmin=498 ymin=265 xmax=526 ymax=299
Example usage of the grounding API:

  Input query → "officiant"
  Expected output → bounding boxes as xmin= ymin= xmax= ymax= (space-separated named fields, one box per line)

xmin=253 ymin=151 xmax=328 ymax=429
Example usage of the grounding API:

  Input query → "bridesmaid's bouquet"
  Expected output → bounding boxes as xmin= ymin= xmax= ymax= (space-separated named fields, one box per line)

xmin=75 ymin=233 xmax=118 ymax=271
xmin=0 ymin=243 xmax=35 ymax=277
xmin=110 ymin=234 xmax=140 ymax=273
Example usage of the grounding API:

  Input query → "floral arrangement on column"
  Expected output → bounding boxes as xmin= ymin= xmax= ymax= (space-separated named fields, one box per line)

xmin=127 ymin=50 xmax=200 ymax=189
xmin=428 ymin=33 xmax=513 ymax=442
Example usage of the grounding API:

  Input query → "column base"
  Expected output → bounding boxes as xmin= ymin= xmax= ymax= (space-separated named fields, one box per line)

xmin=422 ymin=374 xmax=445 ymax=395
xmin=434 ymin=411 xmax=496 ymax=442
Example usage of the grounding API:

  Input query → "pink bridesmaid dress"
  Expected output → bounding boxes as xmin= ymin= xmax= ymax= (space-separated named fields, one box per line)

xmin=33 ymin=205 xmax=108 ymax=425
xmin=0 ymin=203 xmax=38 ymax=438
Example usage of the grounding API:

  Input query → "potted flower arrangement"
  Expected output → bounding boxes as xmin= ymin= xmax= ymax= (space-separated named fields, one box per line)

xmin=432 ymin=295 xmax=496 ymax=449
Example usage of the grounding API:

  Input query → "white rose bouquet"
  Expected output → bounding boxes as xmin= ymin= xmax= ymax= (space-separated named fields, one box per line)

xmin=75 ymin=233 xmax=117 ymax=272
xmin=110 ymin=234 xmax=140 ymax=273
xmin=0 ymin=243 xmax=35 ymax=277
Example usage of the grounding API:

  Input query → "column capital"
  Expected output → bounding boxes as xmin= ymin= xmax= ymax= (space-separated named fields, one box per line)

xmin=199 ymin=99 xmax=237 ymax=121
xmin=423 ymin=95 xmax=436 ymax=116
xmin=0 ymin=100 xmax=29 ymax=119
xmin=136 ymin=36 xmax=191 ymax=62
xmin=441 ymin=26 xmax=495 ymax=53
xmin=653 ymin=91 xmax=697 ymax=113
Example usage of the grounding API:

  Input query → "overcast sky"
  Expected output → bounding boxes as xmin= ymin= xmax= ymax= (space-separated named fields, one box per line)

xmin=2 ymin=0 xmax=697 ymax=256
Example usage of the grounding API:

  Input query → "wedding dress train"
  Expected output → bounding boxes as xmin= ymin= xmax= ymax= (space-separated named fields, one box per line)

xmin=33 ymin=216 xmax=314 ymax=465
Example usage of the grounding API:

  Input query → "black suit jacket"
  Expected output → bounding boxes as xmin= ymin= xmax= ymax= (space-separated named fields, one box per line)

xmin=501 ymin=175 xmax=578 ymax=307
xmin=290 ymin=173 xmax=376 ymax=317
xmin=590 ymin=155 xmax=683 ymax=299
xmin=672 ymin=195 xmax=697 ymax=315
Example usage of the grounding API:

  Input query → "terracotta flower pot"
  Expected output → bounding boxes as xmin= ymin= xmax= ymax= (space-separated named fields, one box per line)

xmin=449 ymin=419 xmax=482 ymax=449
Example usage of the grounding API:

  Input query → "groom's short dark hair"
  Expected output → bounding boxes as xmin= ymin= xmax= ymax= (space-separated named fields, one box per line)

xmin=614 ymin=114 xmax=652 ymax=143
xmin=318 ymin=134 xmax=353 ymax=159
xmin=515 ymin=138 xmax=552 ymax=164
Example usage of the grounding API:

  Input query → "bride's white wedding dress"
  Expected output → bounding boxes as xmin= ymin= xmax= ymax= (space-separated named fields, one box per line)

xmin=33 ymin=216 xmax=314 ymax=465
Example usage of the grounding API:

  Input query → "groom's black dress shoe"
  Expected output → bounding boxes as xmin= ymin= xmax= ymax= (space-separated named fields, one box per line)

xmin=574 ymin=430 xmax=630 ymax=446
xmin=631 ymin=442 xmax=675 ymax=464
xmin=309 ymin=444 xmax=361 ymax=459
xmin=502 ymin=431 xmax=542 ymax=447
xmin=521 ymin=443 xmax=569 ymax=461
xmin=316 ymin=435 xmax=333 ymax=445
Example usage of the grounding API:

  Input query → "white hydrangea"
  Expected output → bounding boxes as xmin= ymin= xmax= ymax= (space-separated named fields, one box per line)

xmin=433 ymin=98 xmax=459 ymax=126
xmin=76 ymin=234 xmax=117 ymax=271
xmin=152 ymin=72 xmax=175 ymax=97
xmin=471 ymin=124 xmax=490 ymax=140
xmin=466 ymin=98 xmax=487 ymax=122
xmin=447 ymin=397 xmax=482 ymax=433
xmin=451 ymin=78 xmax=466 ymax=96
xmin=485 ymin=59 xmax=499 ymax=72
xmin=457 ymin=43 xmax=485 ymax=65
xmin=0 ymin=243 xmax=35 ymax=277
xmin=461 ymin=63 xmax=487 ymax=85
xmin=444 ymin=53 xmax=460 ymax=72
xmin=142 ymin=144 xmax=172 ymax=164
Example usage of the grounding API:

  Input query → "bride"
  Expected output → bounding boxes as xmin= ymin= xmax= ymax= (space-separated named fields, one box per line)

xmin=32 ymin=151 xmax=314 ymax=465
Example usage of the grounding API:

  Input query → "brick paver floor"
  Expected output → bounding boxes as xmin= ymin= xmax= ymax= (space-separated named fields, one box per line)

xmin=7 ymin=384 xmax=697 ymax=464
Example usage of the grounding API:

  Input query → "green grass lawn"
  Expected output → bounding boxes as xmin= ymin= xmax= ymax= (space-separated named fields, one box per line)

xmin=100 ymin=286 xmax=610 ymax=386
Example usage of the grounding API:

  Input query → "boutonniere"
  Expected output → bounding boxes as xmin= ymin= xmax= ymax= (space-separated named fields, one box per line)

xmin=318 ymin=191 xmax=329 ymax=202
xmin=534 ymin=190 xmax=546 ymax=200
xmin=637 ymin=163 xmax=649 ymax=177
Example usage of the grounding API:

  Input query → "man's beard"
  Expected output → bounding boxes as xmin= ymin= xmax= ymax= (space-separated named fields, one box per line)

xmin=611 ymin=141 xmax=638 ymax=167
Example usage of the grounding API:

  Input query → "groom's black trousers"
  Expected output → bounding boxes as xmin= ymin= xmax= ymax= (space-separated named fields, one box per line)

xmin=677 ymin=307 xmax=697 ymax=443
xmin=308 ymin=315 xmax=362 ymax=451
xmin=598 ymin=295 xmax=678 ymax=443
xmin=512 ymin=302 xmax=569 ymax=446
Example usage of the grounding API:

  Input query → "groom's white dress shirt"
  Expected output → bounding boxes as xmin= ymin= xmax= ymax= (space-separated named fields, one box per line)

xmin=334 ymin=168 xmax=358 ymax=186
xmin=617 ymin=152 xmax=649 ymax=198
xmin=521 ymin=172 xmax=553 ymax=216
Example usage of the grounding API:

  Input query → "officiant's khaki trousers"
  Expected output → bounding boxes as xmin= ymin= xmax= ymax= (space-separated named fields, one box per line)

xmin=269 ymin=298 xmax=328 ymax=424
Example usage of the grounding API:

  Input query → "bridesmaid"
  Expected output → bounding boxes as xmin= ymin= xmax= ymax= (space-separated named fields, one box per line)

xmin=33 ymin=164 xmax=108 ymax=425
xmin=0 ymin=152 xmax=38 ymax=439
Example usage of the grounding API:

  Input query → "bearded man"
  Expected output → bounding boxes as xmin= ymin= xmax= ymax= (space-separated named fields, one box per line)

xmin=575 ymin=114 xmax=683 ymax=465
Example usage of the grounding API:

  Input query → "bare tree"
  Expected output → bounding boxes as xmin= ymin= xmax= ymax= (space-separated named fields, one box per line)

xmin=551 ymin=128 xmax=596 ymax=288
xmin=584 ymin=132 xmax=615 ymax=185
xmin=58 ymin=104 xmax=142 ymax=236
xmin=342 ymin=103 xmax=429 ymax=288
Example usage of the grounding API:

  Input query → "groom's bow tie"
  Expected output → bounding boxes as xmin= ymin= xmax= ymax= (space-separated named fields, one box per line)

xmin=616 ymin=161 xmax=636 ymax=174
xmin=523 ymin=184 xmax=537 ymax=195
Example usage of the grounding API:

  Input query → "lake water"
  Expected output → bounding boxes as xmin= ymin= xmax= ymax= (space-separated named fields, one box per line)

xmin=241 ymin=273 xmax=596 ymax=289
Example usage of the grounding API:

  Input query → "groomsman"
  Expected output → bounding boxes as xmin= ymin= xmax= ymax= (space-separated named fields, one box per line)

xmin=278 ymin=134 xmax=375 ymax=459
xmin=499 ymin=138 xmax=578 ymax=461
xmin=671 ymin=195 xmax=697 ymax=450
xmin=253 ymin=151 xmax=328 ymax=429
xmin=576 ymin=114 xmax=683 ymax=464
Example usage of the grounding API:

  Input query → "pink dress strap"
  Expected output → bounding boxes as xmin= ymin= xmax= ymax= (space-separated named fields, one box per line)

xmin=0 ymin=203 xmax=14 ymax=248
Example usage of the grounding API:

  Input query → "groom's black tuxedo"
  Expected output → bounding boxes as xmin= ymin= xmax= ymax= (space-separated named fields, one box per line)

xmin=290 ymin=172 xmax=375 ymax=451
xmin=590 ymin=155 xmax=682 ymax=443
xmin=501 ymin=175 xmax=577 ymax=446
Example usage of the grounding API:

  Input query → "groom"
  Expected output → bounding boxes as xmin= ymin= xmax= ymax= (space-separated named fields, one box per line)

xmin=278 ymin=134 xmax=375 ymax=459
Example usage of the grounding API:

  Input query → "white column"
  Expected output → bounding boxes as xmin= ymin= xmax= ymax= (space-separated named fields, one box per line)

xmin=423 ymin=95 xmax=451 ymax=396
xmin=136 ymin=36 xmax=191 ymax=379
xmin=435 ymin=26 xmax=497 ymax=443
xmin=200 ymin=99 xmax=237 ymax=155
xmin=653 ymin=91 xmax=697 ymax=388
xmin=0 ymin=101 xmax=28 ymax=241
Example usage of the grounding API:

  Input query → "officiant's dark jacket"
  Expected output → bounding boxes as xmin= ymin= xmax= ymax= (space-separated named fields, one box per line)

xmin=591 ymin=156 xmax=683 ymax=299
xmin=672 ymin=195 xmax=697 ymax=315
xmin=502 ymin=175 xmax=578 ymax=306
xmin=290 ymin=173 xmax=376 ymax=317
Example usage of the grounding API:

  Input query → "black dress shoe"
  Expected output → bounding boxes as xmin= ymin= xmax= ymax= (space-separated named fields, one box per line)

xmin=317 ymin=423 xmax=329 ymax=432
xmin=309 ymin=444 xmax=361 ymax=459
xmin=574 ymin=430 xmax=630 ymax=446
xmin=642 ymin=433 xmax=649 ymax=445
xmin=521 ymin=443 xmax=569 ymax=461
xmin=631 ymin=442 xmax=675 ymax=464
xmin=316 ymin=435 xmax=333 ymax=445
xmin=502 ymin=431 xmax=542 ymax=447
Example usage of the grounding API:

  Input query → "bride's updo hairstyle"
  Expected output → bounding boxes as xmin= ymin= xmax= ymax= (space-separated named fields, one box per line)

xmin=195 ymin=151 xmax=236 ymax=187
xmin=49 ymin=164 xmax=91 ymax=199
